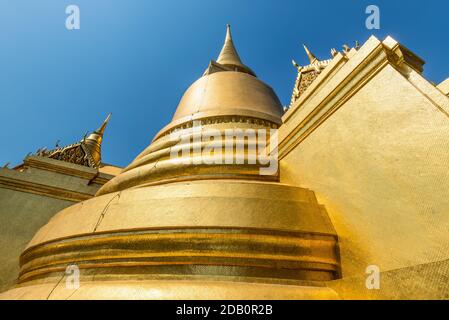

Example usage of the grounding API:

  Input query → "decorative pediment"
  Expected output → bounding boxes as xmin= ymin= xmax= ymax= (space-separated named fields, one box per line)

xmin=33 ymin=114 xmax=111 ymax=169
xmin=45 ymin=143 xmax=95 ymax=167
xmin=288 ymin=43 xmax=359 ymax=109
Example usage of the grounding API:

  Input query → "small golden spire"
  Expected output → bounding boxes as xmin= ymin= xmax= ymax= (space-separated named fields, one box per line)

xmin=225 ymin=24 xmax=231 ymax=41
xmin=303 ymin=44 xmax=318 ymax=64
xmin=97 ymin=112 xmax=112 ymax=135
xmin=83 ymin=113 xmax=112 ymax=167
xmin=292 ymin=59 xmax=302 ymax=72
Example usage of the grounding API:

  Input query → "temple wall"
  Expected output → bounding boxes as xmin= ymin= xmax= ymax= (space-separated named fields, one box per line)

xmin=0 ymin=189 xmax=73 ymax=292
xmin=279 ymin=63 xmax=449 ymax=298
xmin=0 ymin=156 xmax=118 ymax=292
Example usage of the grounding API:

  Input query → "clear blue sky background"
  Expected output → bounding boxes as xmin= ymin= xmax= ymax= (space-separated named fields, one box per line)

xmin=1 ymin=0 xmax=448 ymax=167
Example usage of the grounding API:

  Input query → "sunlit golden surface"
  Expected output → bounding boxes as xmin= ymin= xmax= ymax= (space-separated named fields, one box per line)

xmin=1 ymin=28 xmax=448 ymax=300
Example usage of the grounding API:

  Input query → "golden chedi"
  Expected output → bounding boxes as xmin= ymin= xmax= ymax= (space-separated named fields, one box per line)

xmin=0 ymin=25 xmax=340 ymax=299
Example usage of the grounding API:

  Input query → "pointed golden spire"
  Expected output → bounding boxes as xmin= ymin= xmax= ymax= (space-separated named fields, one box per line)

xmin=217 ymin=24 xmax=243 ymax=66
xmin=83 ymin=113 xmax=112 ymax=167
xmin=303 ymin=44 xmax=318 ymax=64
xmin=215 ymin=24 xmax=255 ymax=76
xmin=97 ymin=112 xmax=111 ymax=135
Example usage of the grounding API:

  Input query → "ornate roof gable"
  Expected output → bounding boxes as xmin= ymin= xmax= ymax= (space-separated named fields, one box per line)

xmin=289 ymin=43 xmax=360 ymax=109
xmin=35 ymin=114 xmax=111 ymax=168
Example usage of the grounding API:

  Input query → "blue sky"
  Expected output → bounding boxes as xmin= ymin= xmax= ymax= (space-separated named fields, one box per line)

xmin=1 ymin=0 xmax=448 ymax=167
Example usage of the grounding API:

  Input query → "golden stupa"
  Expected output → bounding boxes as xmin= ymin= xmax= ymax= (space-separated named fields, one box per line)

xmin=0 ymin=25 xmax=339 ymax=299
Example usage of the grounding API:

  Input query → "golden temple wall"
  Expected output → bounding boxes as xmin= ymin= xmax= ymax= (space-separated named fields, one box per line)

xmin=438 ymin=78 xmax=449 ymax=96
xmin=0 ymin=156 xmax=118 ymax=292
xmin=278 ymin=36 xmax=449 ymax=298
xmin=0 ymin=190 xmax=72 ymax=292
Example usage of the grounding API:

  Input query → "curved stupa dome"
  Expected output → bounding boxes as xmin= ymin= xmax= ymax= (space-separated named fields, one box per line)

xmin=168 ymin=71 xmax=283 ymax=130
xmin=155 ymin=24 xmax=283 ymax=139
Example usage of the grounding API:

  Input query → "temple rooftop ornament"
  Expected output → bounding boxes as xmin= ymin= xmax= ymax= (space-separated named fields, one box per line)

xmin=288 ymin=42 xmax=362 ymax=110
xmin=203 ymin=24 xmax=256 ymax=76
xmin=289 ymin=45 xmax=334 ymax=108
xmin=303 ymin=44 xmax=318 ymax=64
xmin=35 ymin=113 xmax=111 ymax=168
xmin=288 ymin=41 xmax=363 ymax=109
